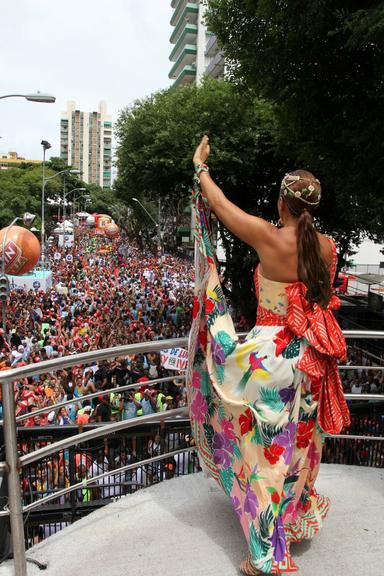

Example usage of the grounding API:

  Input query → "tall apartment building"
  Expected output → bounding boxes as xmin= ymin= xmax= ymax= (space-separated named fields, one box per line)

xmin=60 ymin=101 xmax=112 ymax=189
xmin=169 ymin=0 xmax=225 ymax=87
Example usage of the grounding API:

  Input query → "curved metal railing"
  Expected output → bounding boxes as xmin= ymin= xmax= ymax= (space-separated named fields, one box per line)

xmin=1 ymin=331 xmax=384 ymax=576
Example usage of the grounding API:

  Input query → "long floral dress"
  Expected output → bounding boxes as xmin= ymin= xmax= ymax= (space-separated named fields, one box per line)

xmin=187 ymin=176 xmax=350 ymax=574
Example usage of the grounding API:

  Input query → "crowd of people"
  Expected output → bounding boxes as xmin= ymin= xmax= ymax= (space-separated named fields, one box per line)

xmin=0 ymin=232 xmax=195 ymax=426
xmin=341 ymin=344 xmax=384 ymax=396
xmin=0 ymin=234 xmax=383 ymax=428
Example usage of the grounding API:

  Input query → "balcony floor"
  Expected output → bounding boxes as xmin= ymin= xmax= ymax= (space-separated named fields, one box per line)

xmin=0 ymin=464 xmax=383 ymax=576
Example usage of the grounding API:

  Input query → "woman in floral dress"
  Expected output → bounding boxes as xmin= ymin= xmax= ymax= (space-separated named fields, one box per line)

xmin=187 ymin=136 xmax=350 ymax=575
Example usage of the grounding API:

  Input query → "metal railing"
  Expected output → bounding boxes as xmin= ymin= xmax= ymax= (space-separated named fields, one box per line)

xmin=14 ymin=417 xmax=201 ymax=551
xmin=1 ymin=331 xmax=384 ymax=575
xmin=2 ymin=375 xmax=184 ymax=426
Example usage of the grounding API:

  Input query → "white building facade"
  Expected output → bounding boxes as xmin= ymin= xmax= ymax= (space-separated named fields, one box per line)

xmin=169 ymin=0 xmax=225 ymax=87
xmin=60 ymin=101 xmax=112 ymax=189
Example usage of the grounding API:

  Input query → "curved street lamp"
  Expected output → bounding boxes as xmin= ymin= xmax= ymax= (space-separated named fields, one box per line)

xmin=0 ymin=92 xmax=56 ymax=103
xmin=132 ymin=197 xmax=162 ymax=257
xmin=132 ymin=197 xmax=159 ymax=227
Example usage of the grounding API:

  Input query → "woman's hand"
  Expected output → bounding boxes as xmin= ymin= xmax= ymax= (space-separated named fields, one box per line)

xmin=193 ymin=135 xmax=210 ymax=165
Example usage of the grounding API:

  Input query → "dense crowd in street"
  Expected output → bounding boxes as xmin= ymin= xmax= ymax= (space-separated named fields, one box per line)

xmin=0 ymin=233 xmax=384 ymax=428
xmin=0 ymin=233 xmax=194 ymax=425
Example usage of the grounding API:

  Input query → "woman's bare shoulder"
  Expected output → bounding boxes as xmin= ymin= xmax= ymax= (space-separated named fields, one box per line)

xmin=317 ymin=232 xmax=334 ymax=266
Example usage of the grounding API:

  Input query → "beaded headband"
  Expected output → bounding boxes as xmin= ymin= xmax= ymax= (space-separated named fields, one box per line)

xmin=280 ymin=173 xmax=321 ymax=206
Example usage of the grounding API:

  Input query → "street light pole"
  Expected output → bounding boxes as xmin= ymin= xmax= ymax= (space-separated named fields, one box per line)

xmin=63 ymin=176 xmax=66 ymax=225
xmin=63 ymin=187 xmax=86 ymax=240
xmin=132 ymin=197 xmax=162 ymax=258
xmin=131 ymin=197 xmax=158 ymax=226
xmin=39 ymin=168 xmax=80 ymax=253
xmin=158 ymin=198 xmax=162 ymax=257
xmin=40 ymin=140 xmax=52 ymax=268
xmin=61 ymin=174 xmax=82 ymax=226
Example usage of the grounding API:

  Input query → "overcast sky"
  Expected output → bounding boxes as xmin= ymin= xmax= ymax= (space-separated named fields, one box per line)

xmin=0 ymin=0 xmax=172 ymax=160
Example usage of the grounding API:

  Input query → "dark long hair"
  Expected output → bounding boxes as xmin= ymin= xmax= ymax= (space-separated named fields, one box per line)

xmin=281 ymin=170 xmax=332 ymax=309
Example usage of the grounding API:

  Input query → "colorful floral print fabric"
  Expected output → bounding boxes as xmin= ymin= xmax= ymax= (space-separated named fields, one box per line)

xmin=187 ymin=176 xmax=350 ymax=573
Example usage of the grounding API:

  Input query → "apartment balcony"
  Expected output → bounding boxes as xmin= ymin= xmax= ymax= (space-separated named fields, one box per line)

xmin=171 ymin=0 xmax=197 ymax=26
xmin=170 ymin=23 xmax=198 ymax=62
xmin=205 ymin=51 xmax=225 ymax=79
xmin=206 ymin=34 xmax=221 ymax=57
xmin=171 ymin=0 xmax=195 ymax=9
xmin=169 ymin=44 xmax=197 ymax=80
xmin=170 ymin=3 xmax=199 ymax=45
xmin=172 ymin=65 xmax=196 ymax=87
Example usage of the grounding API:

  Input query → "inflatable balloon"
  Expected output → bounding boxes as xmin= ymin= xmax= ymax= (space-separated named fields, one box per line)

xmin=86 ymin=215 xmax=95 ymax=228
xmin=105 ymin=223 xmax=119 ymax=239
xmin=95 ymin=214 xmax=113 ymax=229
xmin=0 ymin=226 xmax=41 ymax=275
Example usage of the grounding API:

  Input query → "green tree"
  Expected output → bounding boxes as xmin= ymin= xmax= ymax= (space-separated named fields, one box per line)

xmin=206 ymin=0 xmax=384 ymax=253
xmin=115 ymin=79 xmax=289 ymax=318
xmin=0 ymin=165 xmax=61 ymax=230
xmin=0 ymin=162 xmax=110 ymax=235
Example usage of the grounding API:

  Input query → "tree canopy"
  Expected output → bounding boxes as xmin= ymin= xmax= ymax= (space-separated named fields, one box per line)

xmin=206 ymin=0 xmax=384 ymax=251
xmin=115 ymin=79 xmax=290 ymax=317
xmin=115 ymin=79 xmax=286 ymax=206
xmin=0 ymin=164 xmax=60 ymax=230
xmin=0 ymin=160 xmax=117 ymax=233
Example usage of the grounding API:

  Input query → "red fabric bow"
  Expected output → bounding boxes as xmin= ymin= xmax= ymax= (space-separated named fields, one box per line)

xmin=285 ymin=283 xmax=350 ymax=435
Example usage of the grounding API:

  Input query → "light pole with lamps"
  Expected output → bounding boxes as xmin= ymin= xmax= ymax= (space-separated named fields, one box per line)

xmin=40 ymin=168 xmax=81 ymax=262
xmin=64 ymin=187 xmax=87 ymax=213
xmin=62 ymin=187 xmax=86 ymax=240
xmin=40 ymin=140 xmax=51 ymax=267
xmin=82 ymin=195 xmax=92 ymax=213
xmin=132 ymin=197 xmax=162 ymax=256
xmin=62 ymin=172 xmax=81 ymax=224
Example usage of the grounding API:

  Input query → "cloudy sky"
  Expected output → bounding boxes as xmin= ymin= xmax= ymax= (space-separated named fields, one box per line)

xmin=0 ymin=0 xmax=172 ymax=160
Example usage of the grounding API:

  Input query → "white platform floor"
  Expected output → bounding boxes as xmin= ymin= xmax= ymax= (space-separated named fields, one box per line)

xmin=0 ymin=464 xmax=383 ymax=576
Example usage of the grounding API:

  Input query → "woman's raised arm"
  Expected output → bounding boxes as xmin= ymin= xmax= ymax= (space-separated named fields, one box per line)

xmin=193 ymin=136 xmax=274 ymax=250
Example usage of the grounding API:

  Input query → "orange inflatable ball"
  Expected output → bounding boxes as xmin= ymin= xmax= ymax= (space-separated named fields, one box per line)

xmin=105 ymin=223 xmax=119 ymax=239
xmin=0 ymin=226 xmax=41 ymax=275
xmin=95 ymin=214 xmax=112 ymax=229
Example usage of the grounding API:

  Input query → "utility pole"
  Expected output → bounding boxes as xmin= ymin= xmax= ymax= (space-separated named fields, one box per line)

xmin=40 ymin=140 xmax=52 ymax=268
xmin=158 ymin=198 xmax=162 ymax=258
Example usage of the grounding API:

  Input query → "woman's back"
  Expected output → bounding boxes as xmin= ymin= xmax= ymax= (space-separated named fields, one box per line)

xmin=257 ymin=226 xmax=334 ymax=284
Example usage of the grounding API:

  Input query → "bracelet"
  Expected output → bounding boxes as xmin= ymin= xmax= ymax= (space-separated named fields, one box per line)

xmin=194 ymin=162 xmax=209 ymax=176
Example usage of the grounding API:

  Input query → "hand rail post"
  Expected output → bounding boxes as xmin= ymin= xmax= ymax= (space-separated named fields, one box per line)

xmin=68 ymin=448 xmax=77 ymax=522
xmin=1 ymin=378 xmax=27 ymax=575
